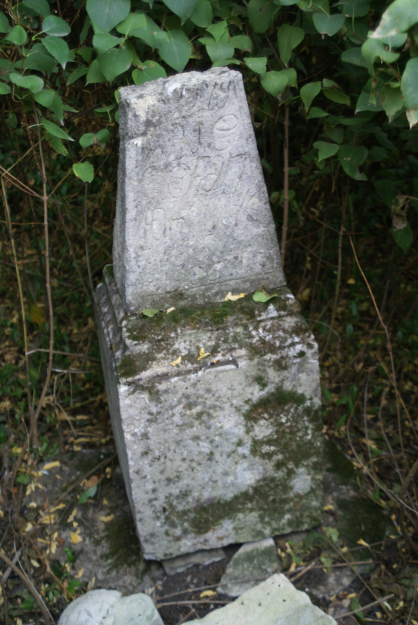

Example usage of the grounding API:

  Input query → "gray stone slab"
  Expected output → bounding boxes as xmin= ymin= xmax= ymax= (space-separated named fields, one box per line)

xmin=187 ymin=574 xmax=337 ymax=625
xmin=163 ymin=548 xmax=226 ymax=575
xmin=94 ymin=272 xmax=323 ymax=561
xmin=113 ymin=68 xmax=285 ymax=315
xmin=217 ymin=538 xmax=280 ymax=598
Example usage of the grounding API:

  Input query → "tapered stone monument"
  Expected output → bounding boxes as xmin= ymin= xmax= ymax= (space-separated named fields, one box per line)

xmin=95 ymin=68 xmax=323 ymax=561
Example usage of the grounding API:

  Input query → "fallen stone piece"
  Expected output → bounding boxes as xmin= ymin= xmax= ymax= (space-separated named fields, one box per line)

xmin=218 ymin=538 xmax=280 ymax=598
xmin=188 ymin=574 xmax=337 ymax=625
xmin=163 ymin=548 xmax=226 ymax=575
xmin=58 ymin=589 xmax=163 ymax=625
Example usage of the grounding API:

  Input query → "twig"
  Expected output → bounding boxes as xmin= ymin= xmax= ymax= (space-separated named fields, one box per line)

xmin=158 ymin=600 xmax=231 ymax=607
xmin=157 ymin=575 xmax=272 ymax=601
xmin=334 ymin=594 xmax=394 ymax=620
xmin=289 ymin=559 xmax=316 ymax=582
xmin=0 ymin=550 xmax=54 ymax=625
xmin=53 ymin=453 xmax=117 ymax=506
xmin=26 ymin=348 xmax=100 ymax=361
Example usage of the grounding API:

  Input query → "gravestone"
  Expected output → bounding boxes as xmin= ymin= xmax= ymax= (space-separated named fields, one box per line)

xmin=95 ymin=68 xmax=323 ymax=561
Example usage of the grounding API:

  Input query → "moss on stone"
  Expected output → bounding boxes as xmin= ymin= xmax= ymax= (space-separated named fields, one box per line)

xmin=98 ymin=515 xmax=143 ymax=572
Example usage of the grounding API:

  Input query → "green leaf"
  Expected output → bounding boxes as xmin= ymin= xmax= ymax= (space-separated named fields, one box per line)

xmin=0 ymin=82 xmax=11 ymax=94
xmin=73 ymin=162 xmax=94 ymax=183
xmin=277 ymin=24 xmax=304 ymax=66
xmin=206 ymin=21 xmax=228 ymax=42
xmin=42 ymin=35 xmax=69 ymax=69
xmin=97 ymin=47 xmax=133 ymax=82
xmin=248 ymin=0 xmax=277 ymax=34
xmin=157 ymin=29 xmax=192 ymax=73
xmin=401 ymin=58 xmax=418 ymax=128
xmin=341 ymin=47 xmax=368 ymax=69
xmin=281 ymin=67 xmax=297 ymax=87
xmin=313 ymin=141 xmax=339 ymax=162
xmin=298 ymin=0 xmax=329 ymax=12
xmin=338 ymin=145 xmax=368 ymax=180
xmin=0 ymin=11 xmax=11 ymax=33
xmin=41 ymin=15 xmax=71 ymax=37
xmin=253 ymin=289 xmax=277 ymax=302
xmin=300 ymin=81 xmax=321 ymax=111
xmin=382 ymin=85 xmax=403 ymax=122
xmin=86 ymin=59 xmax=106 ymax=84
xmin=260 ymin=70 xmax=288 ymax=96
xmin=45 ymin=132 xmax=69 ymax=156
xmin=132 ymin=60 xmax=167 ymax=85
xmin=206 ymin=41 xmax=234 ymax=63
xmin=190 ymin=0 xmax=213 ymax=28
xmin=78 ymin=47 xmax=94 ymax=62
xmin=141 ymin=309 xmax=160 ymax=317
xmin=341 ymin=0 xmax=369 ymax=18
xmin=21 ymin=0 xmax=50 ymax=16
xmin=313 ymin=13 xmax=345 ymax=36
xmin=212 ymin=58 xmax=241 ymax=67
xmin=42 ymin=118 xmax=73 ymax=141
xmin=244 ymin=56 xmax=267 ymax=74
xmin=80 ymin=129 xmax=110 ymax=148
xmin=93 ymin=29 xmax=123 ymax=55
xmin=67 ymin=66 xmax=88 ymax=86
xmin=115 ymin=11 xmax=147 ymax=36
xmin=16 ymin=473 xmax=31 ymax=485
xmin=308 ymin=107 xmax=329 ymax=118
xmin=356 ymin=83 xmax=384 ymax=113
xmin=3 ymin=25 xmax=27 ymax=45
xmin=34 ymin=89 xmax=64 ymax=121
xmin=379 ymin=33 xmax=408 ymax=48
xmin=344 ymin=16 xmax=368 ymax=45
xmin=371 ymin=0 xmax=418 ymax=39
xmin=86 ymin=0 xmax=131 ymax=33
xmin=163 ymin=0 xmax=200 ymax=24
xmin=78 ymin=484 xmax=98 ymax=504
xmin=349 ymin=597 xmax=366 ymax=625
xmin=322 ymin=87 xmax=350 ymax=105
xmin=392 ymin=224 xmax=413 ymax=252
xmin=21 ymin=45 xmax=56 ymax=74
xmin=80 ymin=15 xmax=91 ymax=42
xmin=361 ymin=38 xmax=399 ymax=76
xmin=0 ymin=59 xmax=14 ymax=81
xmin=10 ymin=72 xmax=44 ymax=93
xmin=229 ymin=35 xmax=252 ymax=51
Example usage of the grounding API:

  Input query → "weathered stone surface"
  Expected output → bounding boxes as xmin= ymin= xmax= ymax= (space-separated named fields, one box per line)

xmin=95 ymin=270 xmax=322 ymax=561
xmin=187 ymin=574 xmax=337 ymax=625
xmin=163 ymin=548 xmax=226 ymax=575
xmin=59 ymin=590 xmax=164 ymax=625
xmin=113 ymin=68 xmax=284 ymax=315
xmin=217 ymin=538 xmax=280 ymax=598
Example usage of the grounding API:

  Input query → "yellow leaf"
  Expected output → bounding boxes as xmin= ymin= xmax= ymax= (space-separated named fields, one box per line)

xmin=323 ymin=505 xmax=334 ymax=511
xmin=347 ymin=593 xmax=357 ymax=599
xmin=212 ymin=359 xmax=218 ymax=364
xmin=200 ymin=590 xmax=217 ymax=598
xmin=224 ymin=292 xmax=245 ymax=302
xmin=70 ymin=532 xmax=83 ymax=544
xmin=395 ymin=601 xmax=404 ymax=610
xmin=357 ymin=538 xmax=369 ymax=547
xmin=99 ymin=514 xmax=115 ymax=523
xmin=31 ymin=559 xmax=40 ymax=568
xmin=39 ymin=515 xmax=55 ymax=524
xmin=167 ymin=307 xmax=176 ymax=313
xmin=289 ymin=562 xmax=297 ymax=573
xmin=170 ymin=356 xmax=182 ymax=367
xmin=103 ymin=497 xmax=109 ymax=505
xmin=347 ymin=278 xmax=355 ymax=284
xmin=197 ymin=347 xmax=210 ymax=361
xmin=24 ymin=522 xmax=33 ymax=532
xmin=76 ymin=567 xmax=85 ymax=579
xmin=50 ymin=503 xmax=66 ymax=512
xmin=73 ymin=521 xmax=79 ymax=528
xmin=68 ymin=509 xmax=77 ymax=523
xmin=30 ymin=303 xmax=46 ymax=329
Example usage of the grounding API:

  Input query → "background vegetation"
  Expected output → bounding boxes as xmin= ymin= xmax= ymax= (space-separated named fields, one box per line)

xmin=0 ymin=0 xmax=417 ymax=621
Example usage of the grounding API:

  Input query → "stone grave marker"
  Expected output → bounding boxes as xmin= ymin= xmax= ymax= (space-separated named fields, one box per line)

xmin=95 ymin=68 xmax=323 ymax=561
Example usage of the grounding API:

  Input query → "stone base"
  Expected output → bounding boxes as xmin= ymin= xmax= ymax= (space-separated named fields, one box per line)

xmin=94 ymin=267 xmax=323 ymax=561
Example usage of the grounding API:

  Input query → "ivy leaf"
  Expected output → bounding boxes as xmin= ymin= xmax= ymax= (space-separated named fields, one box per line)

xmin=308 ymin=107 xmax=329 ymax=118
xmin=206 ymin=21 xmax=228 ymax=42
xmin=34 ymin=89 xmax=64 ymax=122
xmin=0 ymin=11 xmax=11 ymax=33
xmin=341 ymin=47 xmax=368 ymax=69
xmin=45 ymin=132 xmax=69 ymax=156
xmin=132 ymin=60 xmax=167 ymax=85
xmin=93 ymin=29 xmax=123 ymax=55
xmin=98 ymin=48 xmax=133 ymax=82
xmin=229 ymin=35 xmax=252 ymax=51
xmin=322 ymin=87 xmax=350 ymax=105
xmin=313 ymin=13 xmax=345 ymax=36
xmin=162 ymin=0 xmax=200 ymax=24
xmin=21 ymin=0 xmax=50 ymax=16
xmin=80 ymin=129 xmax=110 ymax=148
xmin=10 ymin=72 xmax=44 ymax=93
xmin=86 ymin=0 xmax=130 ymax=33
xmin=0 ymin=83 xmax=11 ymax=94
xmin=248 ymin=0 xmax=277 ymax=34
xmin=401 ymin=58 xmax=418 ymax=128
xmin=206 ymin=41 xmax=234 ymax=64
xmin=41 ymin=15 xmax=71 ymax=37
xmin=3 ymin=25 xmax=27 ymax=45
xmin=42 ymin=118 xmax=74 ymax=141
xmin=392 ymin=224 xmax=413 ymax=252
xmin=277 ymin=24 xmax=304 ymax=66
xmin=313 ymin=141 xmax=339 ymax=162
xmin=260 ymin=70 xmax=288 ymax=96
xmin=157 ymin=29 xmax=191 ymax=73
xmin=300 ymin=81 xmax=321 ymax=111
xmin=78 ymin=484 xmax=98 ymax=504
xmin=371 ymin=0 xmax=418 ymax=39
xmin=115 ymin=11 xmax=147 ymax=36
xmin=382 ymin=85 xmax=403 ymax=123
xmin=361 ymin=38 xmax=399 ymax=76
xmin=253 ymin=289 xmax=277 ymax=303
xmin=244 ymin=57 xmax=267 ymax=74
xmin=338 ymin=145 xmax=368 ymax=180
xmin=281 ymin=67 xmax=297 ymax=87
xmin=67 ymin=66 xmax=88 ymax=86
xmin=190 ymin=0 xmax=213 ymax=28
xmin=73 ymin=162 xmax=94 ymax=183
xmin=42 ymin=36 xmax=69 ymax=68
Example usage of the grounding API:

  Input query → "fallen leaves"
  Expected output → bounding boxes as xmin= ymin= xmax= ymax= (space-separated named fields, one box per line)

xmin=197 ymin=347 xmax=210 ymax=361
xmin=98 ymin=513 xmax=114 ymax=523
xmin=224 ymin=292 xmax=245 ymax=302
xmin=166 ymin=307 xmax=176 ymax=313
xmin=253 ymin=288 xmax=277 ymax=303
xmin=141 ymin=309 xmax=159 ymax=317
xmin=70 ymin=531 xmax=83 ymax=544
xmin=43 ymin=461 xmax=61 ymax=471
xmin=170 ymin=355 xmax=182 ymax=367
xmin=200 ymin=590 xmax=217 ymax=598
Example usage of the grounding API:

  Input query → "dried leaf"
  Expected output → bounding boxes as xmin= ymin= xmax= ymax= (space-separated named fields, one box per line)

xmin=29 ymin=303 xmax=46 ymax=329
xmin=98 ymin=513 xmax=115 ymax=523
xmin=76 ymin=567 xmax=85 ymax=578
xmin=224 ymin=292 xmax=245 ymax=301
xmin=197 ymin=347 xmax=211 ymax=361
xmin=323 ymin=505 xmax=334 ymax=511
xmin=357 ymin=538 xmax=369 ymax=547
xmin=50 ymin=503 xmax=66 ymax=512
xmin=31 ymin=559 xmax=40 ymax=568
xmin=170 ymin=356 xmax=182 ymax=367
xmin=43 ymin=461 xmax=61 ymax=470
xmin=70 ymin=532 xmax=83 ymax=544
xmin=39 ymin=514 xmax=55 ymax=524
xmin=289 ymin=562 xmax=297 ymax=573
xmin=68 ymin=509 xmax=77 ymax=523
xmin=166 ymin=307 xmax=176 ymax=313
xmin=83 ymin=475 xmax=100 ymax=488
xmin=200 ymin=590 xmax=217 ymax=598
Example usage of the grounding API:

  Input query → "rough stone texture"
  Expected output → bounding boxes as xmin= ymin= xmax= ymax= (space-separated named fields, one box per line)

xmin=163 ymin=548 xmax=226 ymax=575
xmin=58 ymin=590 xmax=163 ymax=625
xmin=217 ymin=538 xmax=280 ymax=598
xmin=113 ymin=68 xmax=285 ymax=315
xmin=94 ymin=270 xmax=323 ymax=561
xmin=187 ymin=574 xmax=337 ymax=625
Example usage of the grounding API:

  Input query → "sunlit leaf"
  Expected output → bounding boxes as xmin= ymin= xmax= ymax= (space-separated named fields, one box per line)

xmin=141 ymin=309 xmax=159 ymax=317
xmin=253 ymin=289 xmax=277 ymax=302
xmin=157 ymin=29 xmax=191 ymax=72
xmin=42 ymin=118 xmax=73 ymax=140
xmin=73 ymin=162 xmax=94 ymax=183
xmin=132 ymin=61 xmax=166 ymax=85
xmin=371 ymin=0 xmax=418 ymax=39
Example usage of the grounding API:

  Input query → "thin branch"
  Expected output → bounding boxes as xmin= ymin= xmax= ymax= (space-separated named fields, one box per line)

xmin=334 ymin=594 xmax=394 ymax=620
